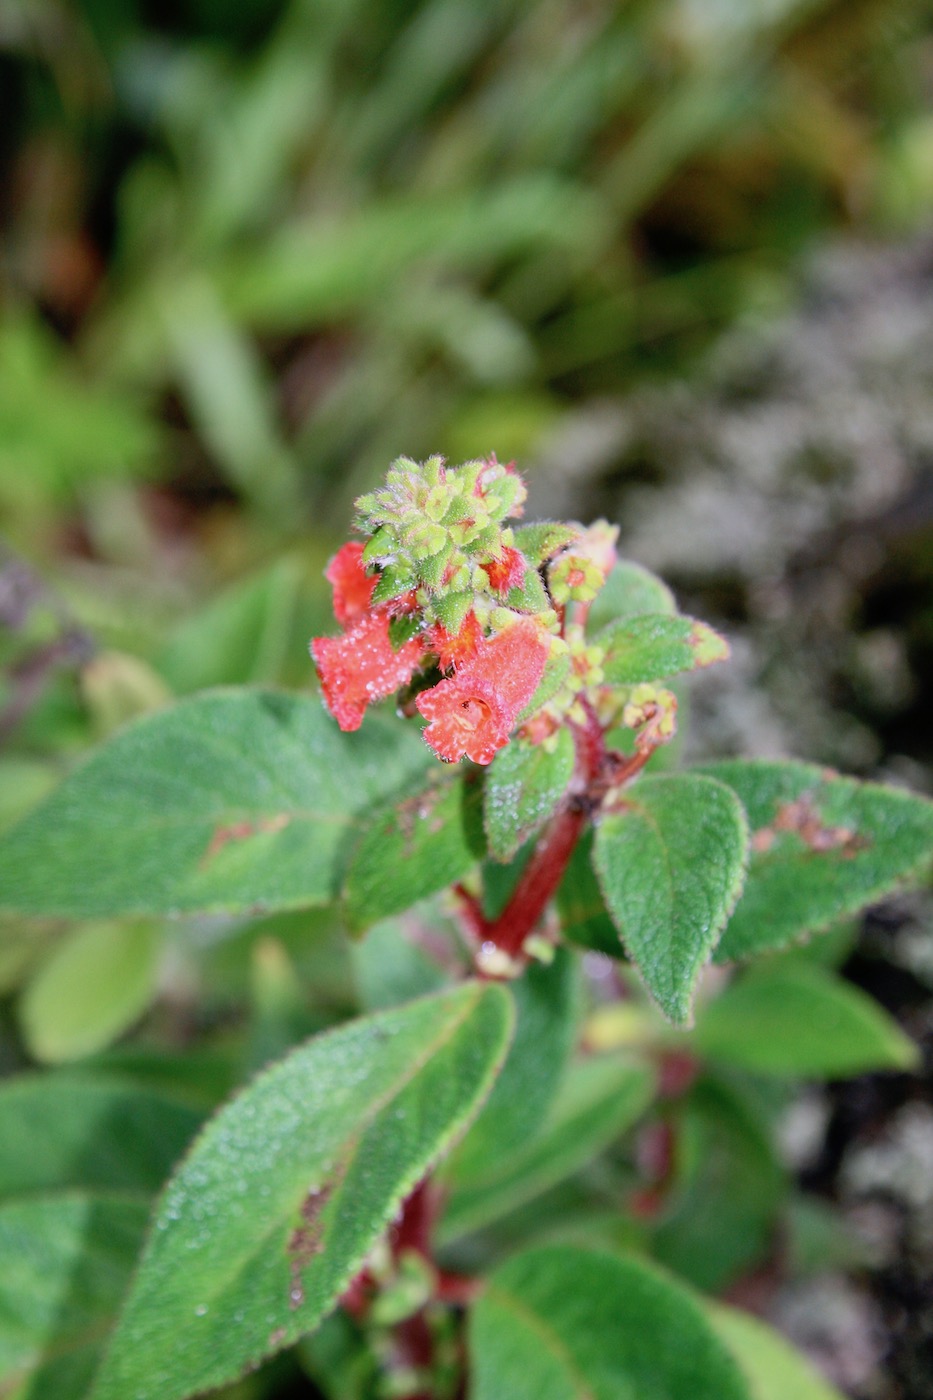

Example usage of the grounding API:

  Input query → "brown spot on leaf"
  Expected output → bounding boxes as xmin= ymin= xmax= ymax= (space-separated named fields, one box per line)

xmin=268 ymin=1326 xmax=287 ymax=1348
xmin=753 ymin=793 xmax=870 ymax=859
xmin=286 ymin=1183 xmax=333 ymax=1310
xmin=202 ymin=813 xmax=291 ymax=864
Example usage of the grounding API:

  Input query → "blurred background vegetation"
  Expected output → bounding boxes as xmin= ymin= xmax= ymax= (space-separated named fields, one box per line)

xmin=3 ymin=3 xmax=933 ymax=1394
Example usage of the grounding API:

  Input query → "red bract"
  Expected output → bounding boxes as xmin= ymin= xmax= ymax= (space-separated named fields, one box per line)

xmin=326 ymin=541 xmax=376 ymax=627
xmin=428 ymin=611 xmax=482 ymax=671
xmin=311 ymin=611 xmax=423 ymax=732
xmin=416 ymin=619 xmax=549 ymax=764
xmin=484 ymin=546 xmax=526 ymax=595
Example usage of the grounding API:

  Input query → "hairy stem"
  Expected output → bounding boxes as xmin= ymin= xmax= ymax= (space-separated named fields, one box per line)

xmin=476 ymin=704 xmax=607 ymax=966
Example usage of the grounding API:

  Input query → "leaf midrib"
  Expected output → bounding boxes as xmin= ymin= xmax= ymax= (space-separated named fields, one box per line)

xmin=484 ymin=1282 xmax=598 ymax=1400
xmin=126 ymin=985 xmax=494 ymax=1330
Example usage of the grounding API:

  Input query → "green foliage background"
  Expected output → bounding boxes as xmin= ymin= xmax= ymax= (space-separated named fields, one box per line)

xmin=2 ymin=4 xmax=933 ymax=1398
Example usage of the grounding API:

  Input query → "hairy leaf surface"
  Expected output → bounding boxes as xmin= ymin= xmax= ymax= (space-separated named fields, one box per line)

xmin=484 ymin=730 xmax=575 ymax=862
xmin=594 ymin=775 xmax=749 ymax=1023
xmin=697 ymin=761 xmax=933 ymax=961
xmin=599 ymin=613 xmax=729 ymax=684
xmin=90 ymin=983 xmax=513 ymax=1400
xmin=0 ymin=690 xmax=429 ymax=919
xmin=343 ymin=774 xmax=481 ymax=933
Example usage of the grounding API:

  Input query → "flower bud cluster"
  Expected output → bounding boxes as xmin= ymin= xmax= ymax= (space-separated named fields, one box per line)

xmin=311 ymin=456 xmax=686 ymax=770
xmin=354 ymin=455 xmax=543 ymax=637
xmin=312 ymin=456 xmax=567 ymax=765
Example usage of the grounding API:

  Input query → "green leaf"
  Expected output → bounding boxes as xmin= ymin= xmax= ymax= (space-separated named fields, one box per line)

xmin=599 ymin=613 xmax=729 ymax=684
xmin=556 ymin=829 xmax=624 ymax=957
xmin=512 ymin=522 xmax=580 ymax=564
xmin=433 ymin=589 xmax=474 ymax=634
xmin=343 ymin=774 xmax=482 ymax=934
xmin=446 ymin=950 xmax=577 ymax=1185
xmin=0 ymin=1192 xmax=151 ymax=1400
xmin=708 ymin=1303 xmax=847 ymax=1400
xmin=593 ymin=775 xmax=749 ymax=1024
xmin=469 ymin=1245 xmax=749 ymax=1400
xmin=505 ymin=567 xmax=550 ymax=614
xmin=90 ymin=983 xmax=513 ymax=1400
xmin=696 ymin=761 xmax=933 ymax=961
xmin=440 ymin=1053 xmax=655 ymax=1242
xmin=0 ymin=690 xmax=430 ymax=920
xmin=0 ymin=1073 xmax=202 ymax=1201
xmin=484 ymin=730 xmax=575 ymax=862
xmin=19 ymin=920 xmax=163 ymax=1063
xmin=587 ymin=560 xmax=677 ymax=634
xmin=651 ymin=1076 xmax=784 ymax=1292
xmin=693 ymin=963 xmax=919 ymax=1076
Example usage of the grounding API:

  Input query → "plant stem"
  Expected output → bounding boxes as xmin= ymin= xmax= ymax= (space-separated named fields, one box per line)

xmin=475 ymin=702 xmax=609 ymax=967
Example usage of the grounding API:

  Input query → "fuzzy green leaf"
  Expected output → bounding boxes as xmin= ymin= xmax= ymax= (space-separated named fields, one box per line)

xmin=512 ymin=522 xmax=580 ymax=564
xmin=440 ymin=1053 xmax=655 ymax=1242
xmin=446 ymin=951 xmax=577 ymax=1186
xmin=0 ymin=1192 xmax=151 ymax=1400
xmin=599 ymin=613 xmax=729 ymax=685
xmin=469 ymin=1245 xmax=749 ymax=1400
xmin=19 ymin=920 xmax=163 ymax=1064
xmin=693 ymin=963 xmax=919 ymax=1076
xmin=594 ymin=775 xmax=749 ymax=1024
xmin=696 ymin=761 xmax=933 ymax=961
xmin=90 ymin=983 xmax=513 ymax=1400
xmin=505 ymin=568 xmax=550 ymax=614
xmin=433 ymin=589 xmax=474 ymax=634
xmin=0 ymin=1073 xmax=202 ymax=1201
xmin=587 ymin=560 xmax=677 ymax=633
xmin=709 ymin=1304 xmax=847 ymax=1400
xmin=0 ymin=690 xmax=429 ymax=920
xmin=484 ymin=730 xmax=575 ymax=861
xmin=343 ymin=774 xmax=482 ymax=933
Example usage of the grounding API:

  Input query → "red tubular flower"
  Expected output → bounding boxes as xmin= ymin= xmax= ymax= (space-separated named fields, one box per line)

xmin=311 ymin=611 xmax=423 ymax=732
xmin=484 ymin=546 xmax=526 ymax=595
xmin=326 ymin=541 xmax=376 ymax=627
xmin=416 ymin=619 xmax=549 ymax=764
xmin=428 ymin=611 xmax=482 ymax=672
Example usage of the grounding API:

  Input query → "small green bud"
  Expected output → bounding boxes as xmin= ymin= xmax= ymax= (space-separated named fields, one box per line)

xmin=420 ymin=539 xmax=455 ymax=592
xmin=433 ymin=589 xmax=474 ymax=635
xmin=361 ymin=525 xmax=396 ymax=565
xmin=372 ymin=564 xmax=416 ymax=606
xmin=406 ymin=520 xmax=448 ymax=560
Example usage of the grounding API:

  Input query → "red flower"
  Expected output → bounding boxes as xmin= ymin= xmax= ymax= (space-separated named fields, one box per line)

xmin=416 ymin=619 xmax=549 ymax=764
xmin=311 ymin=611 xmax=423 ymax=732
xmin=428 ymin=611 xmax=482 ymax=671
xmin=326 ymin=541 xmax=376 ymax=627
xmin=484 ymin=546 xmax=526 ymax=595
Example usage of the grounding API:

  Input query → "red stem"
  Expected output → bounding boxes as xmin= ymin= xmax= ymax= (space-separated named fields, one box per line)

xmin=481 ymin=804 xmax=587 ymax=959
xmin=476 ymin=704 xmax=607 ymax=967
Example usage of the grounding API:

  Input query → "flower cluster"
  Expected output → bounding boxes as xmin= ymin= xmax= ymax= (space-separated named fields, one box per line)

xmin=310 ymin=455 xmax=690 ymax=769
xmin=311 ymin=456 xmax=568 ymax=764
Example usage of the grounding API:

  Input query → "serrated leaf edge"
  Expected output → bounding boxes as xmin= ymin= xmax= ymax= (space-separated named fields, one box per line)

xmin=594 ymin=774 xmax=750 ymax=1026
